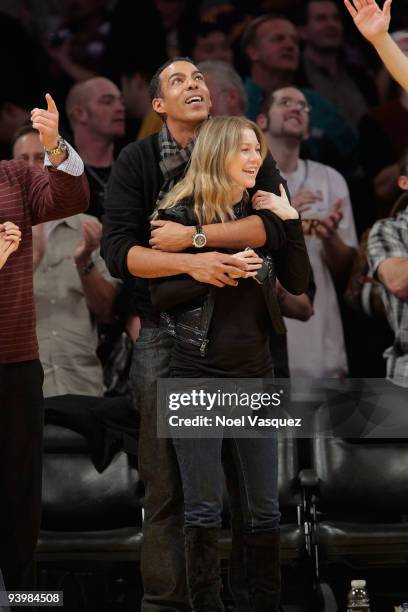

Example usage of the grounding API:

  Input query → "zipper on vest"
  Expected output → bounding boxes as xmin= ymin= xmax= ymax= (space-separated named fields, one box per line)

xmin=200 ymin=290 xmax=215 ymax=357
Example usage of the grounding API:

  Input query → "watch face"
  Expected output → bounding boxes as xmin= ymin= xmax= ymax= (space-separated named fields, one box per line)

xmin=194 ymin=233 xmax=207 ymax=248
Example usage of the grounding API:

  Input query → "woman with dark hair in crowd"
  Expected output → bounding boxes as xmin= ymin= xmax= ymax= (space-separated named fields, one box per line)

xmin=149 ymin=115 xmax=309 ymax=612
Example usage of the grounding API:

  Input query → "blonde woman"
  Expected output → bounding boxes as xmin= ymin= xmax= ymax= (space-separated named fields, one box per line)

xmin=345 ymin=0 xmax=408 ymax=92
xmin=0 ymin=222 xmax=21 ymax=270
xmin=150 ymin=116 xmax=309 ymax=612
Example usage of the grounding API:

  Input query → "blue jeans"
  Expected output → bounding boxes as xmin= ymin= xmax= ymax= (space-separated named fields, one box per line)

xmin=173 ymin=434 xmax=280 ymax=532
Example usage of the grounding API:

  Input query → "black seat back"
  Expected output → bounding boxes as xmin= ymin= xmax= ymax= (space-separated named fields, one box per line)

xmin=42 ymin=424 xmax=141 ymax=531
xmin=42 ymin=394 xmax=141 ymax=532
xmin=312 ymin=437 xmax=408 ymax=516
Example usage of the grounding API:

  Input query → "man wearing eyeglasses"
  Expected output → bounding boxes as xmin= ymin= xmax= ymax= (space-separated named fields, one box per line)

xmin=256 ymin=86 xmax=358 ymax=378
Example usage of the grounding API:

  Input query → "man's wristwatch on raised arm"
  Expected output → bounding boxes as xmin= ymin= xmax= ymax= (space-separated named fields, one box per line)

xmin=45 ymin=136 xmax=68 ymax=157
xmin=192 ymin=225 xmax=207 ymax=248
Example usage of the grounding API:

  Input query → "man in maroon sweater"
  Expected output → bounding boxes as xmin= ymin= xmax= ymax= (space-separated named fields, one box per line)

xmin=0 ymin=94 xmax=89 ymax=593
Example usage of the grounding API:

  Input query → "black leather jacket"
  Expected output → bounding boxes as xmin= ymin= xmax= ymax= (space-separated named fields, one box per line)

xmin=149 ymin=200 xmax=310 ymax=356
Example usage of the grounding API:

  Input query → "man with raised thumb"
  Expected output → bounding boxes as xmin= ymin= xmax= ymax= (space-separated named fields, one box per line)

xmin=0 ymin=93 xmax=89 ymax=594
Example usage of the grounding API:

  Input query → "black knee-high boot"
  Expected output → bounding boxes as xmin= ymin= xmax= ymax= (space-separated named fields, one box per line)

xmin=184 ymin=526 xmax=225 ymax=612
xmin=229 ymin=531 xmax=251 ymax=612
xmin=244 ymin=530 xmax=281 ymax=612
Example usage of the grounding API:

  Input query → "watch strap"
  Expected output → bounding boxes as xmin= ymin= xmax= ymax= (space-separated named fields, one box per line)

xmin=45 ymin=136 xmax=68 ymax=156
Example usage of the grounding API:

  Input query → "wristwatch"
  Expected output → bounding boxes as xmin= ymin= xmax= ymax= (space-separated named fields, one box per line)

xmin=45 ymin=136 xmax=68 ymax=157
xmin=192 ymin=225 xmax=207 ymax=248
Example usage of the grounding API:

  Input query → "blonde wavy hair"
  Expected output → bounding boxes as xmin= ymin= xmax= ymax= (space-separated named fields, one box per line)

xmin=155 ymin=116 xmax=267 ymax=225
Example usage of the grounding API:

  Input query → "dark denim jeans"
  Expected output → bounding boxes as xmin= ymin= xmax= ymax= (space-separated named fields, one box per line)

xmin=0 ymin=359 xmax=44 ymax=593
xmin=173 ymin=434 xmax=280 ymax=532
xmin=129 ymin=326 xmax=192 ymax=612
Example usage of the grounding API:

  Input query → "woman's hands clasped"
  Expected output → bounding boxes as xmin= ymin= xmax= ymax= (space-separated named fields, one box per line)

xmin=229 ymin=248 xmax=263 ymax=279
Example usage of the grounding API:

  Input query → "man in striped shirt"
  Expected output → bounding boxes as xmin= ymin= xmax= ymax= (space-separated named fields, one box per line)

xmin=0 ymin=94 xmax=89 ymax=593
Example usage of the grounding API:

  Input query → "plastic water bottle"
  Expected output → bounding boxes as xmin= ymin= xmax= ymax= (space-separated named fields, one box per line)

xmin=347 ymin=580 xmax=370 ymax=611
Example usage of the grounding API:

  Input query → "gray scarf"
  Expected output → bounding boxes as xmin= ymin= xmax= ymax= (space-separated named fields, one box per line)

xmin=156 ymin=122 xmax=194 ymax=209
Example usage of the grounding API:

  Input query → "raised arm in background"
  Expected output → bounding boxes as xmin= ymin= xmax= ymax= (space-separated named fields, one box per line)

xmin=344 ymin=0 xmax=408 ymax=92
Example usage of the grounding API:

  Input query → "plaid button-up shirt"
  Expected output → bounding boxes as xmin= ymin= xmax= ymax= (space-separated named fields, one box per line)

xmin=368 ymin=207 xmax=408 ymax=387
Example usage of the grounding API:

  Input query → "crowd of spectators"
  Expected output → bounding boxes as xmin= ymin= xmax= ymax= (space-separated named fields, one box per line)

xmin=1 ymin=0 xmax=408 ymax=392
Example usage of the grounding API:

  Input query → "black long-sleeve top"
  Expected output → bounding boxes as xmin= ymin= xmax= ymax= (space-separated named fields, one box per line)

xmin=149 ymin=199 xmax=309 ymax=313
xmin=149 ymin=199 xmax=310 ymax=377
